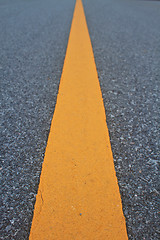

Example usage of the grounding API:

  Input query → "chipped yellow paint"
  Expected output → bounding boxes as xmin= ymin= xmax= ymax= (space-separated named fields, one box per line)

xmin=29 ymin=0 xmax=128 ymax=239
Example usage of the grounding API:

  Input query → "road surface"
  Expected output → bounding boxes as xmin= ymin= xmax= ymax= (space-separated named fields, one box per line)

xmin=0 ymin=0 xmax=160 ymax=239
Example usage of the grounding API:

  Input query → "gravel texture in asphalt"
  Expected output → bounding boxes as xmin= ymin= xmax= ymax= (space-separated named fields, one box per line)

xmin=83 ymin=0 xmax=160 ymax=239
xmin=1 ymin=0 xmax=160 ymax=239
xmin=0 ymin=0 xmax=74 ymax=239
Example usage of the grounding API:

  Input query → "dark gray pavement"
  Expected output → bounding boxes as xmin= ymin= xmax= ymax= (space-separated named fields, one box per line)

xmin=0 ymin=0 xmax=75 ymax=239
xmin=0 ymin=0 xmax=160 ymax=239
xmin=83 ymin=0 xmax=160 ymax=239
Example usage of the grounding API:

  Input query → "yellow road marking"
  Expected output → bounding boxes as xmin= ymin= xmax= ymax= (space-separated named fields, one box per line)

xmin=29 ymin=0 xmax=128 ymax=239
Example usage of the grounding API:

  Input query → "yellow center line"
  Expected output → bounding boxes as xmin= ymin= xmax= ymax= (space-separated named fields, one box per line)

xmin=29 ymin=0 xmax=128 ymax=239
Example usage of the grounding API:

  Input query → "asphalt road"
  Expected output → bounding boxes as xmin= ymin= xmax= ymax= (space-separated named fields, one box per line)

xmin=83 ymin=0 xmax=160 ymax=239
xmin=0 ymin=0 xmax=75 ymax=239
xmin=0 ymin=0 xmax=160 ymax=239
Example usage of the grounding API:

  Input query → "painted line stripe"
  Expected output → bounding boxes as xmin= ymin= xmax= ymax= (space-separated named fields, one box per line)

xmin=29 ymin=0 xmax=128 ymax=239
